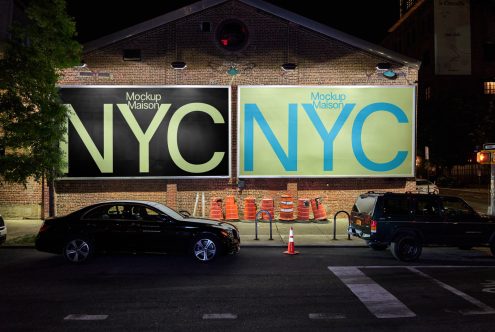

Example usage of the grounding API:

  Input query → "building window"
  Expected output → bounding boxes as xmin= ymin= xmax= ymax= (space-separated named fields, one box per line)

xmin=216 ymin=19 xmax=249 ymax=51
xmin=484 ymin=82 xmax=495 ymax=94
xmin=484 ymin=42 xmax=495 ymax=62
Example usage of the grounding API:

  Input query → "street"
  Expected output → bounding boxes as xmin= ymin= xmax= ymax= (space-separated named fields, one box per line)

xmin=1 ymin=247 xmax=495 ymax=331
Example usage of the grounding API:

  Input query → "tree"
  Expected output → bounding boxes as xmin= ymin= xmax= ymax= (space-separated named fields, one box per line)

xmin=0 ymin=0 xmax=81 ymax=185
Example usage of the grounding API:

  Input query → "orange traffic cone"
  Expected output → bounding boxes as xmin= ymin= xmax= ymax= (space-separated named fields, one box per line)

xmin=283 ymin=227 xmax=299 ymax=255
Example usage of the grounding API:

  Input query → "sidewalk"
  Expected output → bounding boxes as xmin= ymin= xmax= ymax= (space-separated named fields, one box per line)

xmin=2 ymin=218 xmax=367 ymax=247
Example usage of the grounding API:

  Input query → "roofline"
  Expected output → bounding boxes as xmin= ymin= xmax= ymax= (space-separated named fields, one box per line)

xmin=83 ymin=0 xmax=420 ymax=69
xmin=83 ymin=0 xmax=227 ymax=53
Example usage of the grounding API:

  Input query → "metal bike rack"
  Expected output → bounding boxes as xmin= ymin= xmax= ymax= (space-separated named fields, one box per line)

xmin=333 ymin=210 xmax=351 ymax=240
xmin=254 ymin=210 xmax=273 ymax=240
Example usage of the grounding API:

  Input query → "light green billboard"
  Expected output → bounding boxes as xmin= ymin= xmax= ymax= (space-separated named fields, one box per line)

xmin=238 ymin=86 xmax=415 ymax=177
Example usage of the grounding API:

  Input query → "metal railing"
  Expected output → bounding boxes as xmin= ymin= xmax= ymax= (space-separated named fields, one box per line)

xmin=333 ymin=210 xmax=351 ymax=240
xmin=254 ymin=210 xmax=273 ymax=241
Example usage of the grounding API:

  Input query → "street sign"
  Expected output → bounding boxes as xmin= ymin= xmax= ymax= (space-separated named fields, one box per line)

xmin=483 ymin=143 xmax=495 ymax=150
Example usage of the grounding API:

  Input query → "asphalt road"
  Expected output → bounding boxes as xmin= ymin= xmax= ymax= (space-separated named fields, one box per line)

xmin=1 ymin=247 xmax=495 ymax=331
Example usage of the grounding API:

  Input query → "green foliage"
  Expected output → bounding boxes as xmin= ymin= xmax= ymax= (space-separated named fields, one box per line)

xmin=0 ymin=0 xmax=81 ymax=185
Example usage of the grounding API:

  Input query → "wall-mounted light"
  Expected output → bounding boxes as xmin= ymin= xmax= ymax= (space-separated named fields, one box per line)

xmin=75 ymin=60 xmax=87 ymax=68
xmin=281 ymin=63 xmax=297 ymax=71
xmin=171 ymin=61 xmax=187 ymax=70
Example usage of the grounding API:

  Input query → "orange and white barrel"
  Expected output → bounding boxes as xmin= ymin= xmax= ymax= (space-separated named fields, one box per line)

xmin=311 ymin=197 xmax=327 ymax=221
xmin=224 ymin=195 xmax=239 ymax=221
xmin=297 ymin=198 xmax=310 ymax=221
xmin=209 ymin=197 xmax=223 ymax=220
xmin=243 ymin=197 xmax=256 ymax=221
xmin=260 ymin=197 xmax=274 ymax=221
xmin=279 ymin=194 xmax=295 ymax=221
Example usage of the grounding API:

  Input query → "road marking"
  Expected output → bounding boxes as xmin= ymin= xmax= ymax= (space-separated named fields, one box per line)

xmin=64 ymin=314 xmax=108 ymax=321
xmin=328 ymin=266 xmax=416 ymax=318
xmin=338 ymin=266 xmax=495 ymax=269
xmin=406 ymin=267 xmax=495 ymax=315
xmin=308 ymin=313 xmax=346 ymax=319
xmin=202 ymin=313 xmax=237 ymax=319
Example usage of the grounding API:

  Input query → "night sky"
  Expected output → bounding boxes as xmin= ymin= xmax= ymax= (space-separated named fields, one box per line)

xmin=66 ymin=0 xmax=400 ymax=45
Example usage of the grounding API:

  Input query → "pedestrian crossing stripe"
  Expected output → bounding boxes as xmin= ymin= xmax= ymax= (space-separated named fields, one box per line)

xmin=328 ymin=265 xmax=495 ymax=319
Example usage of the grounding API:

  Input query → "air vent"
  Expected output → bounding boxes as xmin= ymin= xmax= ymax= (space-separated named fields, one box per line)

xmin=123 ymin=49 xmax=141 ymax=61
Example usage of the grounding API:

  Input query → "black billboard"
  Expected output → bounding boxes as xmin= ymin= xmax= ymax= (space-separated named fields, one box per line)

xmin=59 ymin=86 xmax=230 ymax=178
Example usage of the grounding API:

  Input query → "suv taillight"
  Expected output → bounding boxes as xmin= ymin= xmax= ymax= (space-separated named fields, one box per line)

xmin=370 ymin=220 xmax=377 ymax=233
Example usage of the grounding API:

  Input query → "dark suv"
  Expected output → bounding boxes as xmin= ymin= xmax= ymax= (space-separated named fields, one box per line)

xmin=348 ymin=192 xmax=495 ymax=261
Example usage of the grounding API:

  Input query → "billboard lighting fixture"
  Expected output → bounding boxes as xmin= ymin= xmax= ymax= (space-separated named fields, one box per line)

xmin=171 ymin=61 xmax=187 ymax=70
xmin=281 ymin=63 xmax=297 ymax=71
xmin=376 ymin=62 xmax=391 ymax=70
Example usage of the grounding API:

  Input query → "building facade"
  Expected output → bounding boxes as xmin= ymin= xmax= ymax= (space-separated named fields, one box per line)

xmin=0 ymin=0 xmax=419 ymax=219
xmin=383 ymin=0 xmax=495 ymax=180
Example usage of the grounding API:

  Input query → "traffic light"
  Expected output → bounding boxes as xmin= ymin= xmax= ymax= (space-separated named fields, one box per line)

xmin=476 ymin=150 xmax=492 ymax=164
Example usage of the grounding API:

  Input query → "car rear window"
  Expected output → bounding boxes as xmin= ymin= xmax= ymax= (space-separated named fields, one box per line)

xmin=352 ymin=196 xmax=377 ymax=214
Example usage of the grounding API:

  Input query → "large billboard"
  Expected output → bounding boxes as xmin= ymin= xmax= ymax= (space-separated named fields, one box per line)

xmin=59 ymin=86 xmax=230 ymax=178
xmin=238 ymin=86 xmax=415 ymax=177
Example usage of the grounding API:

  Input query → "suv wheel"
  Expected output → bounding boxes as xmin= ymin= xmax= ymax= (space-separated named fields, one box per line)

xmin=391 ymin=235 xmax=422 ymax=262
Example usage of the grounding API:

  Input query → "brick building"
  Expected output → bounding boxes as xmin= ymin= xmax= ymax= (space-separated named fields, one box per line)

xmin=0 ymin=0 xmax=419 ymax=219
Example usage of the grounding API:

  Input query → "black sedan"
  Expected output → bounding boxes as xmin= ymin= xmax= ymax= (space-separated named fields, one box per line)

xmin=35 ymin=200 xmax=240 ymax=263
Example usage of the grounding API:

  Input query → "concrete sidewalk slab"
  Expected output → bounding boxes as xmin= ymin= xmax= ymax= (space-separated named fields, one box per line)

xmin=2 ymin=218 xmax=368 ymax=247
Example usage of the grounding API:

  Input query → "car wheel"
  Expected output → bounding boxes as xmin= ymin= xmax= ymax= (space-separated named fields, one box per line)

xmin=63 ymin=238 xmax=94 ymax=263
xmin=391 ymin=235 xmax=422 ymax=262
xmin=192 ymin=235 xmax=219 ymax=262
xmin=369 ymin=243 xmax=388 ymax=251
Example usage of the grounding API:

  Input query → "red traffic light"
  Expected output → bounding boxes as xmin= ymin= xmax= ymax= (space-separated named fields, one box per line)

xmin=476 ymin=151 xmax=492 ymax=164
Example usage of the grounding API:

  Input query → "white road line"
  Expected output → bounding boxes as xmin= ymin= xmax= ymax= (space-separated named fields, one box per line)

xmin=328 ymin=266 xmax=416 ymax=319
xmin=202 ymin=313 xmax=237 ymax=319
xmin=343 ymin=266 xmax=495 ymax=269
xmin=64 ymin=314 xmax=108 ymax=321
xmin=406 ymin=267 xmax=495 ymax=315
xmin=308 ymin=313 xmax=346 ymax=319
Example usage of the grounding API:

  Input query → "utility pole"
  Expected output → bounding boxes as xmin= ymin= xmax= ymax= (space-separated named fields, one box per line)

xmin=477 ymin=143 xmax=495 ymax=215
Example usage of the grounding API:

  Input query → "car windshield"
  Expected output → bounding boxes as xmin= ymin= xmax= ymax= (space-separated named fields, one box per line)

xmin=147 ymin=202 xmax=186 ymax=219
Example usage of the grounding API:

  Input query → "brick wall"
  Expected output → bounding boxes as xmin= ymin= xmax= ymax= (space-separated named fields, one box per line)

xmin=0 ymin=178 xmax=43 ymax=218
xmin=1 ymin=0 xmax=418 ymax=219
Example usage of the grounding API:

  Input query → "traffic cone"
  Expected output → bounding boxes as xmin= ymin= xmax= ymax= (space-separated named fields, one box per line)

xmin=283 ymin=227 xmax=299 ymax=255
